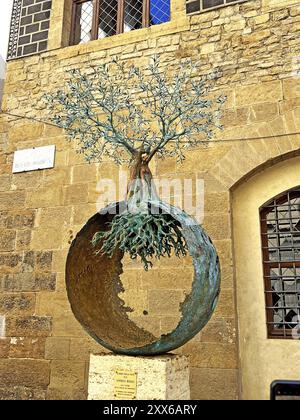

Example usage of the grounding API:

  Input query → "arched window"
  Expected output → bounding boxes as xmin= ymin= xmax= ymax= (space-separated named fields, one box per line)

xmin=70 ymin=0 xmax=170 ymax=45
xmin=260 ymin=187 xmax=300 ymax=339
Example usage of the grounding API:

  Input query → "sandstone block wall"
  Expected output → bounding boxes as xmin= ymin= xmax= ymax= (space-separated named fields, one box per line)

xmin=0 ymin=0 xmax=299 ymax=400
xmin=7 ymin=0 xmax=52 ymax=60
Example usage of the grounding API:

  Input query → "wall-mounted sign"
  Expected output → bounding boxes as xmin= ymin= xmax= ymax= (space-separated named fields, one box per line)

xmin=12 ymin=145 xmax=55 ymax=173
xmin=114 ymin=369 xmax=137 ymax=400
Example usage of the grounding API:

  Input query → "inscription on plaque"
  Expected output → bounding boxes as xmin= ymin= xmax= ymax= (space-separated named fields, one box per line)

xmin=114 ymin=369 xmax=137 ymax=400
xmin=12 ymin=145 xmax=56 ymax=173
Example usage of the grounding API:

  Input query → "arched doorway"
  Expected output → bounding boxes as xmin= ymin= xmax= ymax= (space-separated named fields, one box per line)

xmin=232 ymin=155 xmax=300 ymax=400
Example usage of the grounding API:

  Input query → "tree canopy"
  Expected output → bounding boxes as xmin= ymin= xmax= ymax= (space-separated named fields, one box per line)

xmin=44 ymin=56 xmax=226 ymax=165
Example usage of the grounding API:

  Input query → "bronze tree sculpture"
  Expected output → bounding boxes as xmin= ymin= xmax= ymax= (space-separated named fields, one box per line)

xmin=44 ymin=57 xmax=225 ymax=355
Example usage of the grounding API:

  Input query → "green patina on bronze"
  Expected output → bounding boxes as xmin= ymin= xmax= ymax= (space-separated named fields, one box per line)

xmin=46 ymin=57 xmax=224 ymax=355
xmin=66 ymin=201 xmax=220 ymax=355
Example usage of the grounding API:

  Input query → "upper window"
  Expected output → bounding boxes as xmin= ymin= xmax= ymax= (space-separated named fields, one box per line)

xmin=186 ymin=0 xmax=247 ymax=14
xmin=260 ymin=187 xmax=300 ymax=339
xmin=71 ymin=0 xmax=171 ymax=45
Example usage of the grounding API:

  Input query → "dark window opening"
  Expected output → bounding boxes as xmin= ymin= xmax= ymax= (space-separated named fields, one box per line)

xmin=260 ymin=187 xmax=300 ymax=339
xmin=71 ymin=0 xmax=170 ymax=45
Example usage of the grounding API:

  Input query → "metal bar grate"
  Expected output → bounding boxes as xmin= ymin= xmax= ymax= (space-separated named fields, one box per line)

xmin=260 ymin=187 xmax=300 ymax=339
xmin=186 ymin=0 xmax=248 ymax=15
xmin=98 ymin=0 xmax=118 ymax=38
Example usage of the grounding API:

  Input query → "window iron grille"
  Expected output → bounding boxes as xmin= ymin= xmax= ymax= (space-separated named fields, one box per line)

xmin=260 ymin=187 xmax=300 ymax=339
xmin=71 ymin=0 xmax=170 ymax=45
xmin=186 ymin=0 xmax=248 ymax=15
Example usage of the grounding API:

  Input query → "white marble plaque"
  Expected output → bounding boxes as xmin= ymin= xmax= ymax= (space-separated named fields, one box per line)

xmin=12 ymin=145 xmax=56 ymax=173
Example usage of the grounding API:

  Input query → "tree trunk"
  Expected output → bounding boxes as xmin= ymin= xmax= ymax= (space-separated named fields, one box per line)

xmin=126 ymin=150 xmax=159 ymax=213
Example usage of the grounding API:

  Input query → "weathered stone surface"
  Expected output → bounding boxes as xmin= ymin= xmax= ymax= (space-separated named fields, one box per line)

xmin=63 ymin=184 xmax=88 ymax=205
xmin=26 ymin=187 xmax=63 ymax=209
xmin=0 ymin=359 xmax=50 ymax=388
xmin=250 ymin=102 xmax=279 ymax=122
xmin=0 ymin=192 xmax=25 ymax=210
xmin=72 ymin=204 xmax=97 ymax=225
xmin=280 ymin=98 xmax=300 ymax=113
xmin=45 ymin=337 xmax=70 ymax=360
xmin=222 ymin=107 xmax=250 ymax=127
xmin=0 ymin=339 xmax=10 ymax=358
xmin=0 ymin=175 xmax=11 ymax=192
xmin=11 ymin=171 xmax=42 ymax=190
xmin=51 ymin=250 xmax=68 ymax=273
xmin=43 ymin=168 xmax=71 ymax=186
xmin=235 ymin=82 xmax=282 ymax=106
xmin=183 ymin=342 xmax=238 ymax=369
xmin=31 ymin=228 xmax=64 ymax=250
xmin=0 ymin=293 xmax=35 ymax=315
xmin=36 ymin=251 xmax=53 ymax=272
xmin=1 ymin=273 xmax=34 ymax=292
xmin=8 ymin=122 xmax=43 ymax=143
xmin=38 ymin=207 xmax=72 ymax=228
xmin=5 ymin=210 xmax=36 ymax=229
xmin=0 ymin=253 xmax=23 ymax=272
xmin=51 ymin=312 xmax=87 ymax=338
xmin=35 ymin=273 xmax=56 ymax=290
xmin=141 ymin=267 xmax=194 ymax=290
xmin=8 ymin=337 xmax=46 ymax=359
xmin=283 ymin=78 xmax=300 ymax=99
xmin=23 ymin=251 xmax=35 ymax=272
xmin=2 ymin=272 xmax=56 ymax=292
xmin=243 ymin=29 xmax=271 ymax=44
xmin=16 ymin=230 xmax=31 ymax=250
xmin=204 ymin=192 xmax=230 ymax=213
xmin=46 ymin=387 xmax=87 ymax=400
xmin=50 ymin=360 xmax=87 ymax=389
xmin=0 ymin=386 xmax=46 ymax=400
xmin=214 ymin=289 xmax=235 ymax=318
xmin=0 ymin=212 xmax=8 ymax=228
xmin=201 ymin=318 xmax=237 ymax=344
xmin=69 ymin=338 xmax=108 ymax=361
xmin=72 ymin=165 xmax=97 ymax=184
xmin=6 ymin=316 xmax=52 ymax=337
xmin=190 ymin=368 xmax=238 ymax=400
xmin=148 ymin=289 xmax=186 ymax=316
xmin=202 ymin=213 xmax=231 ymax=240
xmin=0 ymin=229 xmax=16 ymax=252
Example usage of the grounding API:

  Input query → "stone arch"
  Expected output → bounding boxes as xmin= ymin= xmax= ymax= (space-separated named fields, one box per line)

xmin=208 ymin=107 xmax=300 ymax=191
xmin=231 ymin=154 xmax=300 ymax=400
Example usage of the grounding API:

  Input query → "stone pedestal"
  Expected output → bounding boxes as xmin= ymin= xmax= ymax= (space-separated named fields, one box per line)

xmin=88 ymin=353 xmax=190 ymax=400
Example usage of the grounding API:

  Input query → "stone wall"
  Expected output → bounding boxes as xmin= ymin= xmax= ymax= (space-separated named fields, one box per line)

xmin=7 ymin=0 xmax=52 ymax=60
xmin=0 ymin=80 xmax=4 ymax=108
xmin=0 ymin=0 xmax=300 ymax=400
xmin=0 ymin=57 xmax=5 ymax=107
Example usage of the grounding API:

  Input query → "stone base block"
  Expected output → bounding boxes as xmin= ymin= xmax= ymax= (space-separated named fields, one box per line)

xmin=88 ymin=353 xmax=190 ymax=400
